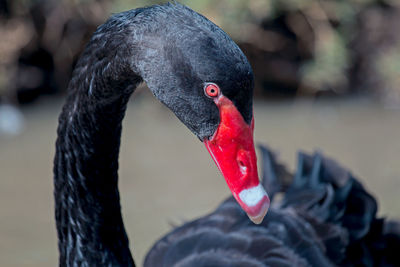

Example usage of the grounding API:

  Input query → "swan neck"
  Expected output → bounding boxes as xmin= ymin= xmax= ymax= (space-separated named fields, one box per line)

xmin=53 ymin=22 xmax=140 ymax=266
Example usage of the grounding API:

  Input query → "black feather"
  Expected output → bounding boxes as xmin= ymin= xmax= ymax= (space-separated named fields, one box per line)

xmin=145 ymin=145 xmax=400 ymax=267
xmin=53 ymin=3 xmax=399 ymax=266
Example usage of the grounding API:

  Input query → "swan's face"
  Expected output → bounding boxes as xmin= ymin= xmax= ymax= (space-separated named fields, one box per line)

xmin=135 ymin=4 xmax=270 ymax=223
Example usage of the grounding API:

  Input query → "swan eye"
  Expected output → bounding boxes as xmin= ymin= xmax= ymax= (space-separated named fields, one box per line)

xmin=204 ymin=83 xmax=220 ymax=98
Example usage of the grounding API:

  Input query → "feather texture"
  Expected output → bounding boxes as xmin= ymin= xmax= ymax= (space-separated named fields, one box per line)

xmin=145 ymin=145 xmax=400 ymax=267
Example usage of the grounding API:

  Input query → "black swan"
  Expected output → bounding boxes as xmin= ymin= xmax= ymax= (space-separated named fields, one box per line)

xmin=54 ymin=3 xmax=267 ymax=266
xmin=53 ymin=3 xmax=399 ymax=266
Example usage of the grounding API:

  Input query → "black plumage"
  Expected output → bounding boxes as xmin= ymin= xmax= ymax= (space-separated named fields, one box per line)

xmin=53 ymin=2 xmax=399 ymax=267
xmin=54 ymin=3 xmax=253 ymax=266
xmin=145 ymin=145 xmax=400 ymax=267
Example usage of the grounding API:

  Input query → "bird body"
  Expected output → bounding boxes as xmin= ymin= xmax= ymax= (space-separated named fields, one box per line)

xmin=145 ymin=146 xmax=400 ymax=266
xmin=53 ymin=3 xmax=399 ymax=267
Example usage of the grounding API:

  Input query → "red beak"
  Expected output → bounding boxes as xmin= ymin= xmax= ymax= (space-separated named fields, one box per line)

xmin=204 ymin=94 xmax=270 ymax=224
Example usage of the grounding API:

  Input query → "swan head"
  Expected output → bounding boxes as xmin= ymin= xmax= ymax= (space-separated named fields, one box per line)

xmin=126 ymin=3 xmax=270 ymax=223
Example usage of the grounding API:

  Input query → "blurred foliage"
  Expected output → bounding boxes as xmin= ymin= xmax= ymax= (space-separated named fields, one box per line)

xmin=0 ymin=0 xmax=399 ymax=106
xmin=199 ymin=0 xmax=400 ymax=101
xmin=0 ymin=0 xmax=111 ymax=103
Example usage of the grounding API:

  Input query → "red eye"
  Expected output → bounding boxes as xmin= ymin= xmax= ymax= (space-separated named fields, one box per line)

xmin=204 ymin=83 xmax=220 ymax=98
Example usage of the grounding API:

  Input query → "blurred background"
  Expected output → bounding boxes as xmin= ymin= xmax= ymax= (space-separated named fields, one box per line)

xmin=0 ymin=0 xmax=399 ymax=266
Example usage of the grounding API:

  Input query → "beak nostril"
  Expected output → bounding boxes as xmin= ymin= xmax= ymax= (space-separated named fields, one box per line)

xmin=237 ymin=156 xmax=248 ymax=175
